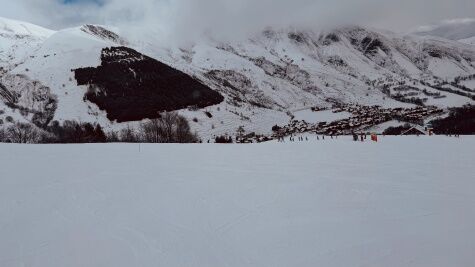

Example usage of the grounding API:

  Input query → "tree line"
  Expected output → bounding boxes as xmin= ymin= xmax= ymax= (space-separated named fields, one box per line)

xmin=0 ymin=112 xmax=199 ymax=144
xmin=430 ymin=105 xmax=475 ymax=135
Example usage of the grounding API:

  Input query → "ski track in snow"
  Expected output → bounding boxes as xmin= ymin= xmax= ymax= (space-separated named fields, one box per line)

xmin=0 ymin=136 xmax=474 ymax=267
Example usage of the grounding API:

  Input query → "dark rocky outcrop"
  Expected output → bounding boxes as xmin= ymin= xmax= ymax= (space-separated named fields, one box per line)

xmin=360 ymin=36 xmax=390 ymax=55
xmin=321 ymin=33 xmax=340 ymax=45
xmin=80 ymin=25 xmax=127 ymax=45
xmin=74 ymin=47 xmax=224 ymax=122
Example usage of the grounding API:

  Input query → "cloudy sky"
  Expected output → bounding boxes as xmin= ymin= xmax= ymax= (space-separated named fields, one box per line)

xmin=1 ymin=0 xmax=474 ymax=36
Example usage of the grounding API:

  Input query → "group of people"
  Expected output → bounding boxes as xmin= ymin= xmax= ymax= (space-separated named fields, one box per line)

xmin=352 ymin=132 xmax=378 ymax=142
xmin=276 ymin=134 xmax=313 ymax=142
xmin=288 ymin=135 xmax=308 ymax=142
xmin=277 ymin=133 xmax=343 ymax=142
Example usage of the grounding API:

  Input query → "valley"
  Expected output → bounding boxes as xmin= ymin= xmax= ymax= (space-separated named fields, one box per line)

xmin=1 ymin=17 xmax=475 ymax=141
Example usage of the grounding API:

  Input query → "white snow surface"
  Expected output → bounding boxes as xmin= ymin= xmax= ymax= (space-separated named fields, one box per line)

xmin=460 ymin=79 xmax=475 ymax=89
xmin=1 ymin=136 xmax=474 ymax=267
xmin=0 ymin=17 xmax=55 ymax=71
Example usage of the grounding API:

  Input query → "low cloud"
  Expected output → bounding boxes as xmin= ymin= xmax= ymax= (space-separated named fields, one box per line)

xmin=1 ymin=0 xmax=474 ymax=42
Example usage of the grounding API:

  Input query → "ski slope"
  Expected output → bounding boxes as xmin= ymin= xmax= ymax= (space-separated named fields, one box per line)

xmin=1 ymin=136 xmax=474 ymax=267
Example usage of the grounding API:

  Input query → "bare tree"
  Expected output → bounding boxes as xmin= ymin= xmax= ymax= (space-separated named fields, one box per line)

xmin=159 ymin=112 xmax=179 ymax=142
xmin=0 ymin=128 xmax=6 ymax=142
xmin=6 ymin=123 xmax=41 ymax=143
xmin=140 ymin=112 xmax=198 ymax=143
xmin=119 ymin=126 xmax=138 ymax=143
xmin=236 ymin=126 xmax=245 ymax=138
xmin=106 ymin=131 xmax=120 ymax=142
xmin=141 ymin=118 xmax=162 ymax=143
xmin=176 ymin=116 xmax=198 ymax=143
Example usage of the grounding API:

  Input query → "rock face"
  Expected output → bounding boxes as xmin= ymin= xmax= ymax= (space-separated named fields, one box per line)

xmin=80 ymin=25 xmax=127 ymax=45
xmin=0 ymin=74 xmax=57 ymax=127
xmin=74 ymin=47 xmax=224 ymax=122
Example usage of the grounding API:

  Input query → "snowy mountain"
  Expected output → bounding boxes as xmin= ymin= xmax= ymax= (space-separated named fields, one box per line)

xmin=1 ymin=17 xmax=475 ymax=139
xmin=460 ymin=37 xmax=475 ymax=45
xmin=0 ymin=17 xmax=54 ymax=72
xmin=413 ymin=18 xmax=475 ymax=41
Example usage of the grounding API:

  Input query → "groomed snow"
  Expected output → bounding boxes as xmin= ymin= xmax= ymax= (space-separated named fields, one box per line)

xmin=1 ymin=137 xmax=474 ymax=267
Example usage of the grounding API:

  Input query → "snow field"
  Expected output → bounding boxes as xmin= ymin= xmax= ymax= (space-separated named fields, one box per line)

xmin=0 ymin=136 xmax=474 ymax=267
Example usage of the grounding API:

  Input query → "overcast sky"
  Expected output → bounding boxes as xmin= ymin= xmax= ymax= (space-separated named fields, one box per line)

xmin=1 ymin=0 xmax=474 ymax=38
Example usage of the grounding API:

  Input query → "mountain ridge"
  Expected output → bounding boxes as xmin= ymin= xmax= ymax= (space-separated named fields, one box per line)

xmin=0 ymin=17 xmax=474 ymax=139
xmin=413 ymin=18 xmax=475 ymax=41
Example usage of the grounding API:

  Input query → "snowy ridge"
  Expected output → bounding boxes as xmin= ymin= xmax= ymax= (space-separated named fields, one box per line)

xmin=1 ymin=17 xmax=475 ymax=139
xmin=413 ymin=18 xmax=475 ymax=40
xmin=0 ymin=17 xmax=54 ymax=38
xmin=0 ymin=17 xmax=55 ymax=72
xmin=80 ymin=24 xmax=127 ymax=46
xmin=144 ymin=26 xmax=475 ymax=137
xmin=460 ymin=37 xmax=475 ymax=45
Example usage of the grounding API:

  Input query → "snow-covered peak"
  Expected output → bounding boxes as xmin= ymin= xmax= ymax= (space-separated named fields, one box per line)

xmin=0 ymin=16 xmax=55 ymax=38
xmin=0 ymin=17 xmax=55 ymax=73
xmin=80 ymin=24 xmax=127 ymax=45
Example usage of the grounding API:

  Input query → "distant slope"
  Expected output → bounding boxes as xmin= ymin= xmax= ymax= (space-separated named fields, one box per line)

xmin=413 ymin=18 xmax=475 ymax=40
xmin=147 ymin=26 xmax=475 ymax=107
xmin=0 ymin=17 xmax=54 ymax=72
xmin=460 ymin=37 xmax=475 ymax=45
xmin=0 ymin=17 xmax=53 ymax=37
